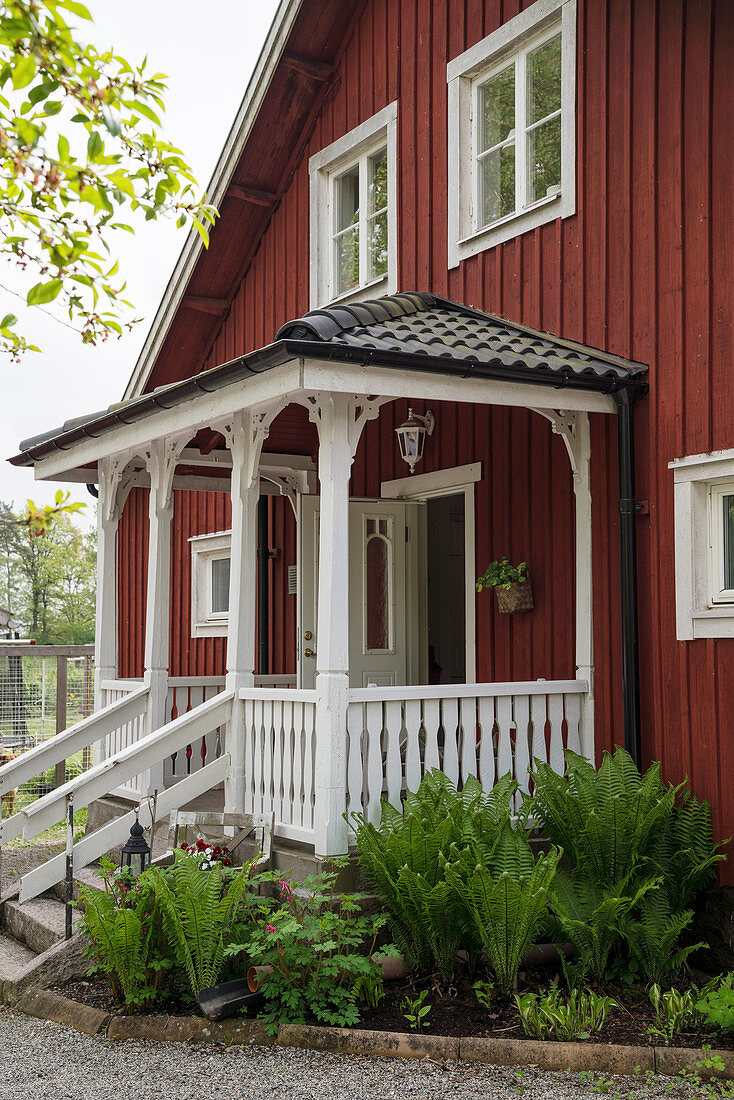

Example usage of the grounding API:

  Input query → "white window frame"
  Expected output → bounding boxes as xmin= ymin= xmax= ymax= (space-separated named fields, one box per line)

xmin=309 ymin=101 xmax=398 ymax=309
xmin=447 ymin=0 xmax=576 ymax=268
xmin=670 ymin=450 xmax=734 ymax=639
xmin=189 ymin=530 xmax=231 ymax=638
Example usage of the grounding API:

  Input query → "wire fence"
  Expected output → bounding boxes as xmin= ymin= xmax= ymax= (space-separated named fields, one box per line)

xmin=0 ymin=645 xmax=95 ymax=813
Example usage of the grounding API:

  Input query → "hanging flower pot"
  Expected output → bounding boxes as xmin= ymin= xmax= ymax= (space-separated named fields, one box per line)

xmin=476 ymin=558 xmax=534 ymax=615
xmin=495 ymin=577 xmax=534 ymax=614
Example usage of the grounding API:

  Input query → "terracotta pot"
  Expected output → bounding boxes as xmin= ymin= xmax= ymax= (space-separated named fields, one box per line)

xmin=247 ymin=964 xmax=274 ymax=992
xmin=375 ymin=954 xmax=409 ymax=980
xmin=495 ymin=578 xmax=534 ymax=614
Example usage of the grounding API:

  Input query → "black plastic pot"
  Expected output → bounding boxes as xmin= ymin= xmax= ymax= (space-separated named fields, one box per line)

xmin=196 ymin=979 xmax=264 ymax=1021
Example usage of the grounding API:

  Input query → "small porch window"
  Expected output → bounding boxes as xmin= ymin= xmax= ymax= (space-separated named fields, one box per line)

xmin=309 ymin=101 xmax=397 ymax=307
xmin=709 ymin=483 xmax=734 ymax=604
xmin=189 ymin=530 xmax=231 ymax=638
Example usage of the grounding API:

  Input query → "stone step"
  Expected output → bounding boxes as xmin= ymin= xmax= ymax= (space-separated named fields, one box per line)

xmin=50 ymin=865 xmax=103 ymax=903
xmin=0 ymin=930 xmax=36 ymax=985
xmin=3 ymin=896 xmax=76 ymax=955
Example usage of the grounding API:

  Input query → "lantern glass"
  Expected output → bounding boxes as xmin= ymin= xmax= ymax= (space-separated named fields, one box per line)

xmin=120 ymin=815 xmax=151 ymax=877
xmin=395 ymin=408 xmax=433 ymax=474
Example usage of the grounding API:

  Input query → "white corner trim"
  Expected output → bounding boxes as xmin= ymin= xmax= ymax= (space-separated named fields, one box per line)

xmin=446 ymin=0 xmax=576 ymax=269
xmin=380 ymin=462 xmax=483 ymax=499
xmin=123 ymin=0 xmax=304 ymax=400
xmin=309 ymin=101 xmax=398 ymax=309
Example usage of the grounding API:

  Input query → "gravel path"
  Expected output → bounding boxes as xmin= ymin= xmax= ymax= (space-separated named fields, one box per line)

xmin=0 ymin=1007 xmax=700 ymax=1100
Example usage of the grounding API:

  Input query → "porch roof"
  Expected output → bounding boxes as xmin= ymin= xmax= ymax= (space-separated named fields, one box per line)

xmin=9 ymin=291 xmax=647 ymax=468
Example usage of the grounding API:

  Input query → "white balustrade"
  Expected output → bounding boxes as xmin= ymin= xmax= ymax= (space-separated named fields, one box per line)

xmin=240 ymin=688 xmax=317 ymax=843
xmin=345 ymin=679 xmax=589 ymax=828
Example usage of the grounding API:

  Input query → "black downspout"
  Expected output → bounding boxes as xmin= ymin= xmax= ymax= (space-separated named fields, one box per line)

xmin=257 ymin=495 xmax=270 ymax=676
xmin=615 ymin=389 xmax=642 ymax=768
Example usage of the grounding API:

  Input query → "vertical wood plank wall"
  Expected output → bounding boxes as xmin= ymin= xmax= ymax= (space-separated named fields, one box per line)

xmin=116 ymin=0 xmax=734 ymax=871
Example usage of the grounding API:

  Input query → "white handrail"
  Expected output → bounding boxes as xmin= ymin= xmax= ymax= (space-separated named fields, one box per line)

xmin=348 ymin=679 xmax=589 ymax=703
xmin=0 ymin=685 xmax=149 ymax=798
xmin=239 ymin=688 xmax=318 ymax=703
xmin=19 ymin=754 xmax=231 ymax=904
xmin=21 ymin=690 xmax=234 ymax=838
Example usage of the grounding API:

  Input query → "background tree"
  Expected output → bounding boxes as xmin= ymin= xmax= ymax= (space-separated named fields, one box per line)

xmin=0 ymin=0 xmax=216 ymax=356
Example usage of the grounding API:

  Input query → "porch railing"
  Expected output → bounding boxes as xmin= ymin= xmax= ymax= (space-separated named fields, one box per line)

xmin=345 ymin=679 xmax=590 ymax=827
xmin=239 ymin=688 xmax=317 ymax=844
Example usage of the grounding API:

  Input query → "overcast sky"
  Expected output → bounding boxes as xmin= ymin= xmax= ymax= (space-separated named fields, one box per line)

xmin=0 ymin=0 xmax=281 ymax=523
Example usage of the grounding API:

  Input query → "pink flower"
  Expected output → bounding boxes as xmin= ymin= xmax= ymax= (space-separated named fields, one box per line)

xmin=279 ymin=879 xmax=294 ymax=897
xmin=266 ymin=924 xmax=276 ymax=934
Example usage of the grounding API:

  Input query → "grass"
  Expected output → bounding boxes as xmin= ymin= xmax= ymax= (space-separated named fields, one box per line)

xmin=4 ymin=807 xmax=88 ymax=848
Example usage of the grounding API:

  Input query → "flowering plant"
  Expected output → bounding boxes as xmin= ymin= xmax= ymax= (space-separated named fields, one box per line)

xmin=225 ymin=861 xmax=386 ymax=1034
xmin=179 ymin=838 xmax=232 ymax=870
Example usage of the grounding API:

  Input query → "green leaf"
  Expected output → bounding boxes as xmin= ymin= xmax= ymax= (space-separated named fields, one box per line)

xmin=87 ymin=131 xmax=104 ymax=161
xmin=59 ymin=0 xmax=93 ymax=20
xmin=12 ymin=55 xmax=37 ymax=90
xmin=0 ymin=314 xmax=17 ymax=329
xmin=27 ymin=279 xmax=63 ymax=306
xmin=43 ymin=101 xmax=63 ymax=116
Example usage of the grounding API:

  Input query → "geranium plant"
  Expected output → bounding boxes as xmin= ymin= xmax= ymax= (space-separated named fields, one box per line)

xmin=179 ymin=838 xmax=232 ymax=870
xmin=476 ymin=557 xmax=528 ymax=592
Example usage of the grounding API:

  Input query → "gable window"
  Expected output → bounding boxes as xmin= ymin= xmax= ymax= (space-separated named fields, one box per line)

xmin=670 ymin=452 xmax=734 ymax=639
xmin=447 ymin=0 xmax=576 ymax=267
xmin=309 ymin=102 xmax=397 ymax=308
xmin=189 ymin=531 xmax=231 ymax=638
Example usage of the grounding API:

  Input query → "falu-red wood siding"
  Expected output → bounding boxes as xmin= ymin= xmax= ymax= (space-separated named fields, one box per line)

xmin=117 ymin=0 xmax=734 ymax=873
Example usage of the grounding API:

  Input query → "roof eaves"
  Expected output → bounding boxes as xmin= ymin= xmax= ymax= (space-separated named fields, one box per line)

xmin=121 ymin=0 xmax=304 ymax=403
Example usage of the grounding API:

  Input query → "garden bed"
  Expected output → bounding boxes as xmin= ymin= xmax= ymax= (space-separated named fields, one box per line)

xmin=53 ymin=973 xmax=734 ymax=1052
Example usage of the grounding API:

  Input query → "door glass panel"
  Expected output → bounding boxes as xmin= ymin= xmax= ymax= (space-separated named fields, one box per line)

xmin=365 ymin=518 xmax=392 ymax=652
xmin=210 ymin=556 xmax=230 ymax=614
xmin=724 ymin=494 xmax=734 ymax=591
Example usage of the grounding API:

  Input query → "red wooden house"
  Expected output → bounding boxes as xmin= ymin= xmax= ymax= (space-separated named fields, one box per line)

xmin=5 ymin=0 xmax=733 ymax=894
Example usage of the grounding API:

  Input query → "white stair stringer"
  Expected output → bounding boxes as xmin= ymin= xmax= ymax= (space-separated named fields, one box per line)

xmin=20 ymin=753 xmax=231 ymax=903
xmin=20 ymin=690 xmax=234 ymax=839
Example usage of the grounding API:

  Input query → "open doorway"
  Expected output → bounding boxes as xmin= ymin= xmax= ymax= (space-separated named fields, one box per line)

xmin=426 ymin=494 xmax=466 ymax=684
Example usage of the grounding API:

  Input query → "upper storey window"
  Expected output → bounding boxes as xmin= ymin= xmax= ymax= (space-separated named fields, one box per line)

xmin=309 ymin=102 xmax=397 ymax=308
xmin=447 ymin=0 xmax=576 ymax=267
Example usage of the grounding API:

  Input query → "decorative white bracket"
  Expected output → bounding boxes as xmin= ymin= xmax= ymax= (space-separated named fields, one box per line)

xmin=99 ymin=454 xmax=137 ymax=523
xmin=530 ymin=409 xmax=583 ymax=481
xmin=259 ymin=471 xmax=304 ymax=518
xmin=140 ymin=434 xmax=190 ymax=512
xmin=216 ymin=403 xmax=286 ymax=491
xmin=300 ymin=392 xmax=389 ymax=464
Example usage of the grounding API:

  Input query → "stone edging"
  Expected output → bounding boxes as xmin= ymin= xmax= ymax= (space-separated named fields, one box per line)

xmin=13 ymin=988 xmax=734 ymax=1081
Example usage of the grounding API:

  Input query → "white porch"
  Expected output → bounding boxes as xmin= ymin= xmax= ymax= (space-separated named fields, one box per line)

xmin=3 ymin=293 xmax=647 ymax=893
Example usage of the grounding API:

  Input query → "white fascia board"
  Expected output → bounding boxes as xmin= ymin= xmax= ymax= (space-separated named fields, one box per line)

xmin=122 ymin=0 xmax=304 ymax=401
xmin=32 ymin=360 xmax=305 ymax=482
xmin=299 ymin=358 xmax=617 ymax=413
xmin=669 ymin=448 xmax=734 ymax=482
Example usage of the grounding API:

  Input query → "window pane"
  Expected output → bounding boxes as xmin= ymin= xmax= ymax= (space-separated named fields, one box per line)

xmin=368 ymin=147 xmax=388 ymax=214
xmin=527 ymin=33 xmax=561 ymax=125
xmin=479 ymin=64 xmax=515 ymax=151
xmin=367 ymin=210 xmax=388 ymax=280
xmin=479 ymin=142 xmax=515 ymax=225
xmin=724 ymin=495 xmax=734 ymax=590
xmin=335 ymin=166 xmax=359 ymax=232
xmin=366 ymin=535 xmax=390 ymax=651
xmin=211 ymin=557 xmax=230 ymax=614
xmin=334 ymin=226 xmax=359 ymax=294
xmin=527 ymin=114 xmax=561 ymax=203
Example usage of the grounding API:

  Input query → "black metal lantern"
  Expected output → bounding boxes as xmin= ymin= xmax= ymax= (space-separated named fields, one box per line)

xmin=395 ymin=408 xmax=435 ymax=474
xmin=120 ymin=810 xmax=151 ymax=876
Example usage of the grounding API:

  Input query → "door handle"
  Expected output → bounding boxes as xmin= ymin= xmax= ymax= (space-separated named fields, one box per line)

xmin=304 ymin=648 xmax=317 ymax=658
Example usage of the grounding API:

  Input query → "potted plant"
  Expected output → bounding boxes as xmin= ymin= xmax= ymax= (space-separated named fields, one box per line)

xmin=476 ymin=557 xmax=533 ymax=614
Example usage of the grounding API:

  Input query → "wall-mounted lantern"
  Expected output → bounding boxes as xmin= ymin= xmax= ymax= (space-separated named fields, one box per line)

xmin=395 ymin=408 xmax=435 ymax=474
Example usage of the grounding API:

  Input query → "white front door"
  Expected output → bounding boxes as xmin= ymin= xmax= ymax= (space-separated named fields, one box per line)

xmin=298 ymin=497 xmax=411 ymax=688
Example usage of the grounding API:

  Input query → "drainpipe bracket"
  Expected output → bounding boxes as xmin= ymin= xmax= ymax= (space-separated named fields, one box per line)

xmin=618 ymin=499 xmax=649 ymax=516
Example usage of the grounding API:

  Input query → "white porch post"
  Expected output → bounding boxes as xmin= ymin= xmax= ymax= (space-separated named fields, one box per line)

xmin=221 ymin=410 xmax=272 ymax=815
xmin=573 ymin=411 xmax=595 ymax=758
xmin=93 ymin=457 xmax=133 ymax=764
xmin=308 ymin=393 xmax=382 ymax=859
xmin=142 ymin=437 xmax=186 ymax=793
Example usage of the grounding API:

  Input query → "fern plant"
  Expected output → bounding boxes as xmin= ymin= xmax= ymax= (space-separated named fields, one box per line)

xmin=447 ymin=824 xmax=561 ymax=990
xmin=351 ymin=770 xmax=517 ymax=975
xmin=551 ymin=872 xmax=657 ymax=984
xmin=146 ymin=852 xmax=250 ymax=995
xmin=623 ymin=892 xmax=706 ymax=986
xmin=79 ymin=876 xmax=173 ymax=1011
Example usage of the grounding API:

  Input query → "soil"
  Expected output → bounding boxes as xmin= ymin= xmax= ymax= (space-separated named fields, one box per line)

xmin=52 ymin=973 xmax=734 ymax=1051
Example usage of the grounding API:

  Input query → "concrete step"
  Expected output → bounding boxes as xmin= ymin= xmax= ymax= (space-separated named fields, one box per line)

xmin=3 ymin=896 xmax=76 ymax=954
xmin=51 ymin=865 xmax=103 ymax=903
xmin=0 ymin=930 xmax=36 ymax=984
